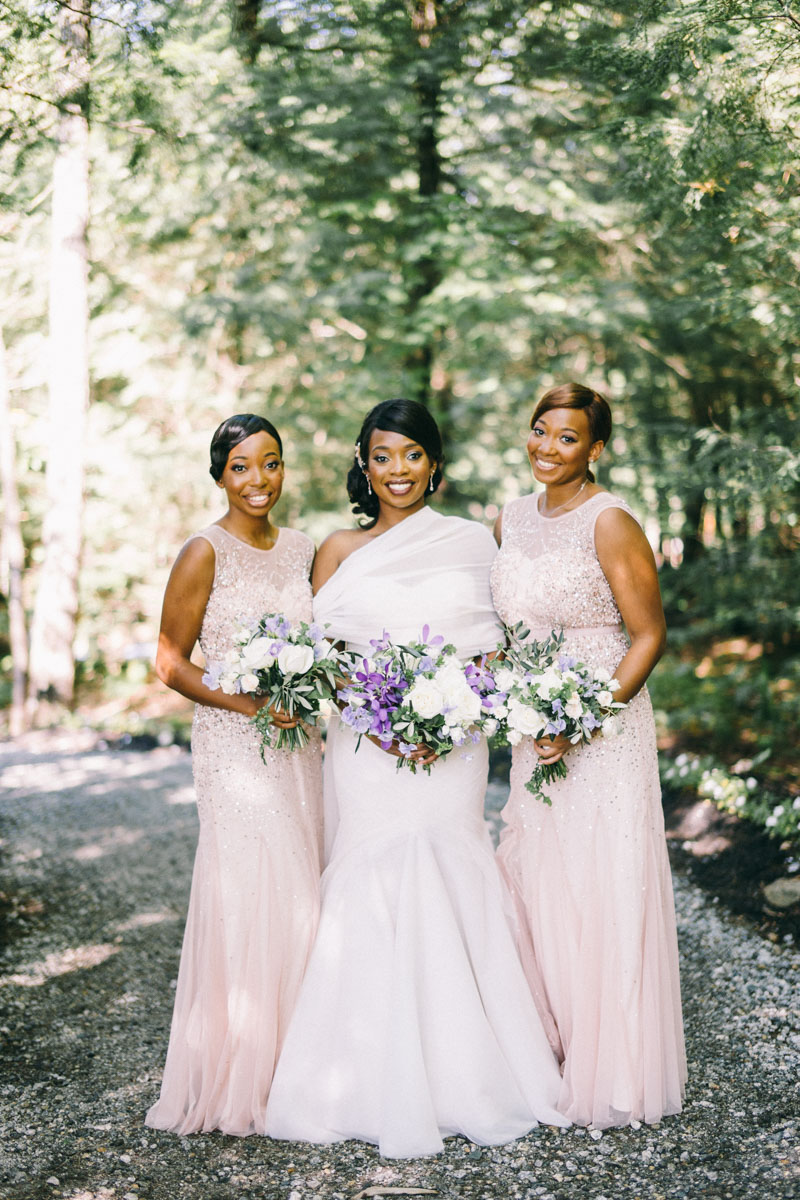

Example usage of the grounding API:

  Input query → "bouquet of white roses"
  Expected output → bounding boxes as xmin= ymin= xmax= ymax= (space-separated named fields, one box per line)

xmin=203 ymin=613 xmax=346 ymax=757
xmin=493 ymin=622 xmax=626 ymax=805
xmin=338 ymin=626 xmax=504 ymax=774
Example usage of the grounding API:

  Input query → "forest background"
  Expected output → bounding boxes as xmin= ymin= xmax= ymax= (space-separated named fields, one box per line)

xmin=1 ymin=0 xmax=799 ymax=847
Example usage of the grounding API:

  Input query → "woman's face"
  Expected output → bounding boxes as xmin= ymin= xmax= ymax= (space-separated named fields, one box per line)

xmin=526 ymin=407 xmax=603 ymax=486
xmin=366 ymin=428 xmax=435 ymax=515
xmin=217 ymin=430 xmax=284 ymax=518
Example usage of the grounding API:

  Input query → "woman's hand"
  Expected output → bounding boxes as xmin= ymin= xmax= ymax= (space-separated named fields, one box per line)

xmin=533 ymin=734 xmax=572 ymax=765
xmin=252 ymin=694 xmax=302 ymax=729
xmin=369 ymin=734 xmax=438 ymax=767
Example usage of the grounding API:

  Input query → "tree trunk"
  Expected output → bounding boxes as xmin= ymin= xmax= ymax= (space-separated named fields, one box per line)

xmin=27 ymin=0 xmax=91 ymax=710
xmin=0 ymin=327 xmax=29 ymax=735
xmin=405 ymin=1 xmax=444 ymax=414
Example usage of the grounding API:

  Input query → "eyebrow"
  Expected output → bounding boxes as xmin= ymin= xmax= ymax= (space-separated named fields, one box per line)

xmin=229 ymin=452 xmax=280 ymax=461
xmin=535 ymin=423 xmax=580 ymax=435
xmin=370 ymin=441 xmax=423 ymax=452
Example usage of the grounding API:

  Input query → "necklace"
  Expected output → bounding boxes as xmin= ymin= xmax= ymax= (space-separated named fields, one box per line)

xmin=540 ymin=477 xmax=589 ymax=518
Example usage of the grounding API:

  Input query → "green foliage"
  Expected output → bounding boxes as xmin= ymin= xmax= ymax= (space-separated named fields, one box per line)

xmin=660 ymin=751 xmax=800 ymax=845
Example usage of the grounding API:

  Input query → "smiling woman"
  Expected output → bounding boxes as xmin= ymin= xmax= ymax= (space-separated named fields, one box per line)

xmin=144 ymin=413 xmax=324 ymax=1137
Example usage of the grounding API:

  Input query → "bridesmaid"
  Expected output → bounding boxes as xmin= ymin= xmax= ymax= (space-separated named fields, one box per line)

xmin=146 ymin=414 xmax=323 ymax=1136
xmin=491 ymin=383 xmax=686 ymax=1128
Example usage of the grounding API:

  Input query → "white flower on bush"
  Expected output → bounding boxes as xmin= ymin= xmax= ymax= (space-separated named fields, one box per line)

xmin=773 ymin=805 xmax=785 ymax=817
xmin=407 ymin=678 xmax=445 ymax=719
xmin=564 ymin=693 xmax=584 ymax=720
xmin=239 ymin=672 xmax=260 ymax=694
xmin=596 ymin=689 xmax=615 ymax=709
xmin=493 ymin=666 xmax=517 ymax=693
xmin=766 ymin=815 xmax=778 ymax=828
xmin=507 ymin=700 xmax=547 ymax=738
xmin=277 ymin=642 xmax=315 ymax=676
xmin=240 ymin=636 xmax=278 ymax=671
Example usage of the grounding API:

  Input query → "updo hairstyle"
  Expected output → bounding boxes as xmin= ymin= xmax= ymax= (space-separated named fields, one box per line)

xmin=348 ymin=398 xmax=445 ymax=527
xmin=531 ymin=383 xmax=612 ymax=483
xmin=209 ymin=413 xmax=283 ymax=481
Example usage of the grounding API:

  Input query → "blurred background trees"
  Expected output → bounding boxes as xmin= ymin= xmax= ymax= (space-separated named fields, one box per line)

xmin=1 ymin=1 xmax=798 ymax=798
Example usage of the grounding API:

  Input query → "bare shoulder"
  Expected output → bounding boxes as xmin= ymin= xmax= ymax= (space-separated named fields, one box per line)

xmin=312 ymin=527 xmax=372 ymax=591
xmin=171 ymin=533 xmax=216 ymax=580
xmin=594 ymin=503 xmax=655 ymax=567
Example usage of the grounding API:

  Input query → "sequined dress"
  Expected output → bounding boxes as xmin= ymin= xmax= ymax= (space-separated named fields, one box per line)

xmin=145 ymin=524 xmax=323 ymax=1137
xmin=491 ymin=492 xmax=686 ymax=1128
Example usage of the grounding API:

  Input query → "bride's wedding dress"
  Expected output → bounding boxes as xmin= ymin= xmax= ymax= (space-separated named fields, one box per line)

xmin=265 ymin=508 xmax=567 ymax=1158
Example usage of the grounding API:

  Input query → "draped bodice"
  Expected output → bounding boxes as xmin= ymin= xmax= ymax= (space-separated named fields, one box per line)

xmin=192 ymin=524 xmax=314 ymax=664
xmin=313 ymin=507 xmax=501 ymax=658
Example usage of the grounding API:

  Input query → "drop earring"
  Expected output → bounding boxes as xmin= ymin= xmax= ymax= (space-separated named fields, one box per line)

xmin=429 ymin=472 xmax=435 ymax=493
xmin=366 ymin=474 xmax=372 ymax=496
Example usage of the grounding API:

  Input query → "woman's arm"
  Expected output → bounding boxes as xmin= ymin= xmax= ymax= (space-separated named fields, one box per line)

xmin=533 ymin=506 xmax=666 ymax=766
xmin=593 ymin=507 xmax=666 ymax=705
xmin=156 ymin=538 xmax=292 ymax=724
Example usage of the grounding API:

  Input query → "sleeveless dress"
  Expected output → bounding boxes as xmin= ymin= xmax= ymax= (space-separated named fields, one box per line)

xmin=264 ymin=507 xmax=568 ymax=1158
xmin=145 ymin=525 xmax=324 ymax=1137
xmin=491 ymin=492 xmax=686 ymax=1128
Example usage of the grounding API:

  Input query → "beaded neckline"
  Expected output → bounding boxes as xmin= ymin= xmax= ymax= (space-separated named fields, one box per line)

xmin=215 ymin=524 xmax=282 ymax=553
xmin=534 ymin=490 xmax=608 ymax=521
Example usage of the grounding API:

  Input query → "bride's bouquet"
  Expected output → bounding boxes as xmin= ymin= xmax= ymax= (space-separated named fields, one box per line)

xmin=338 ymin=626 xmax=504 ymax=773
xmin=203 ymin=614 xmax=346 ymax=757
xmin=493 ymin=622 xmax=626 ymax=805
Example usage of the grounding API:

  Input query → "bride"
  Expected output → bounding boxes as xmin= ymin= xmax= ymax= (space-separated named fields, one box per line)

xmin=265 ymin=399 xmax=568 ymax=1158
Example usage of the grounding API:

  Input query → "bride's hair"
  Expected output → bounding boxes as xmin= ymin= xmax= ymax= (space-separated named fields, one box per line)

xmin=348 ymin=399 xmax=445 ymax=527
xmin=531 ymin=383 xmax=612 ymax=483
xmin=209 ymin=413 xmax=283 ymax=481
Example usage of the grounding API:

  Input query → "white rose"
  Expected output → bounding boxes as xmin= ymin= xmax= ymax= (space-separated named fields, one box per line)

xmin=277 ymin=643 xmax=315 ymax=676
xmin=602 ymin=715 xmax=622 ymax=738
xmin=608 ymin=677 xmax=621 ymax=692
xmin=240 ymin=636 xmax=278 ymax=671
xmin=447 ymin=687 xmax=482 ymax=725
xmin=508 ymin=700 xmax=547 ymax=737
xmin=535 ymin=668 xmax=562 ymax=700
xmin=482 ymin=717 xmax=498 ymax=737
xmin=493 ymin=704 xmax=508 ymax=719
xmin=239 ymin=672 xmax=260 ymax=694
xmin=507 ymin=729 xmax=523 ymax=746
xmin=593 ymin=666 xmax=612 ymax=683
xmin=596 ymin=689 xmax=615 ymax=709
xmin=316 ymin=638 xmax=333 ymax=659
xmin=493 ymin=666 xmax=517 ymax=693
xmin=407 ymin=678 xmax=445 ymax=719
xmin=564 ymin=694 xmax=584 ymax=720
xmin=219 ymin=674 xmax=239 ymax=695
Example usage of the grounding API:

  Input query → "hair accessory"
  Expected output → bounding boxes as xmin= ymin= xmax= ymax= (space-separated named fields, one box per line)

xmin=355 ymin=442 xmax=365 ymax=470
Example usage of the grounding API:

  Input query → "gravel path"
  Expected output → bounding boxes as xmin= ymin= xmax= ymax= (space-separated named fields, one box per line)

xmin=1 ymin=733 xmax=798 ymax=1200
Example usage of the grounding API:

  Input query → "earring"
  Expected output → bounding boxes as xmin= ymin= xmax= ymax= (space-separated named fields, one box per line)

xmin=365 ymin=474 xmax=372 ymax=496
xmin=429 ymin=472 xmax=435 ymax=493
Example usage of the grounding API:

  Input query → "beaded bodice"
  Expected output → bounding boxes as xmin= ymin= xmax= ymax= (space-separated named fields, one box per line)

xmin=192 ymin=524 xmax=314 ymax=665
xmin=491 ymin=491 xmax=633 ymax=634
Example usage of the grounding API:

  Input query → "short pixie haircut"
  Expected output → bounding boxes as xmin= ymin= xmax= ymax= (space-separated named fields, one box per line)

xmin=209 ymin=414 xmax=283 ymax=481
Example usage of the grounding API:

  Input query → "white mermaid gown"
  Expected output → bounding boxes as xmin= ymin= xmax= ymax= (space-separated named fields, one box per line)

xmin=264 ymin=507 xmax=568 ymax=1158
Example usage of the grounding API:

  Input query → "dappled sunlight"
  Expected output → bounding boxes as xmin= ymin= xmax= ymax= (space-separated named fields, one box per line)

xmin=73 ymin=826 xmax=145 ymax=861
xmin=1 ymin=942 xmax=119 ymax=988
xmin=112 ymin=910 xmax=176 ymax=934
xmin=167 ymin=784 xmax=196 ymax=805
